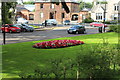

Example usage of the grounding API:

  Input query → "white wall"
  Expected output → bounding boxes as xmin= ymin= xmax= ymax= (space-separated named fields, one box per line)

xmin=106 ymin=0 xmax=120 ymax=21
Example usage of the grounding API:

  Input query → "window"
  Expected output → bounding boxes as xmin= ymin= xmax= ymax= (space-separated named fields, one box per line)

xmin=96 ymin=13 xmax=102 ymax=20
xmin=40 ymin=4 xmax=43 ymax=8
xmin=40 ymin=13 xmax=44 ymax=18
xmin=29 ymin=14 xmax=34 ymax=20
xmin=50 ymin=4 xmax=54 ymax=9
xmin=114 ymin=5 xmax=119 ymax=11
xmin=62 ymin=13 xmax=65 ymax=18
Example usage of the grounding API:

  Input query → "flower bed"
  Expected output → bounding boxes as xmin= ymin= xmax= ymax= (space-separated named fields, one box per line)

xmin=33 ymin=40 xmax=84 ymax=49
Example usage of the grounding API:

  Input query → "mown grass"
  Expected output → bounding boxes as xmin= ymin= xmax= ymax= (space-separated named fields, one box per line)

xmin=2 ymin=32 xmax=118 ymax=78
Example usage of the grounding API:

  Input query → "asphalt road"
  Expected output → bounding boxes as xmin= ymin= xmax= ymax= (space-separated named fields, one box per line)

xmin=0 ymin=25 xmax=100 ymax=44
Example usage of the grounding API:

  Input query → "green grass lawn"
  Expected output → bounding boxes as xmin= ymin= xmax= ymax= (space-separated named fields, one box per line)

xmin=2 ymin=32 xmax=118 ymax=78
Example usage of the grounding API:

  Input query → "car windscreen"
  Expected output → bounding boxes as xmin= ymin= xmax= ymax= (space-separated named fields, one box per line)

xmin=9 ymin=25 xmax=17 ymax=27
xmin=65 ymin=20 xmax=70 ymax=22
xmin=71 ymin=25 xmax=82 ymax=29
xmin=22 ymin=24 xmax=29 ymax=26
xmin=15 ymin=25 xmax=22 ymax=28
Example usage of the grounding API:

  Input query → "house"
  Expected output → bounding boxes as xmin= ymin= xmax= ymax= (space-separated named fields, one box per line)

xmin=90 ymin=0 xmax=120 ymax=22
xmin=90 ymin=0 xmax=106 ymax=22
xmin=17 ymin=0 xmax=90 ymax=24
xmin=106 ymin=0 xmax=120 ymax=22
xmin=34 ymin=0 xmax=80 ymax=24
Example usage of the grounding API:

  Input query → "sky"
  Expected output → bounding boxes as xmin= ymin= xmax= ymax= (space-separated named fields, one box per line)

xmin=22 ymin=0 xmax=109 ymax=2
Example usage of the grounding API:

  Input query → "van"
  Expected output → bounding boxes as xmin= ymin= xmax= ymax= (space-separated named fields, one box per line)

xmin=42 ymin=19 xmax=57 ymax=26
xmin=17 ymin=18 xmax=28 ymax=24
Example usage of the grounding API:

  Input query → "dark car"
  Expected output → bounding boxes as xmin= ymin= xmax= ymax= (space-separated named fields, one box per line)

xmin=1 ymin=24 xmax=21 ymax=33
xmin=67 ymin=25 xmax=86 ymax=34
xmin=15 ymin=24 xmax=34 ymax=32
xmin=63 ymin=20 xmax=70 ymax=25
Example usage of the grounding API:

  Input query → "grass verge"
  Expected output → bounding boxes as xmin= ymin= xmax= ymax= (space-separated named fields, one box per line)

xmin=2 ymin=32 xmax=119 ymax=78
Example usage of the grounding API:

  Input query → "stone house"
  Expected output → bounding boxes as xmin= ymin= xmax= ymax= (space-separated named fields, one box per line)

xmin=90 ymin=0 xmax=120 ymax=22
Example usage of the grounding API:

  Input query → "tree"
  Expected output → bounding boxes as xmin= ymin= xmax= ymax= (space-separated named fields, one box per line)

xmin=1 ymin=2 xmax=17 ymax=24
xmin=79 ymin=2 xmax=93 ymax=10
xmin=23 ymin=1 xmax=34 ymax=4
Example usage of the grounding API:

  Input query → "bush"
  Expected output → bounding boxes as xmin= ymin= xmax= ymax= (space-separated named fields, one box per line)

xmin=104 ymin=21 xmax=117 ymax=24
xmin=104 ymin=21 xmax=111 ymax=24
xmin=33 ymin=40 xmax=84 ymax=49
xmin=83 ymin=18 xmax=94 ymax=23
xmin=109 ymin=25 xmax=120 ymax=33
xmin=21 ymin=42 xmax=120 ymax=79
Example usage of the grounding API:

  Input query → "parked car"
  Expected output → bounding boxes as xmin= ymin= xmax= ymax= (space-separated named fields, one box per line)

xmin=90 ymin=22 xmax=107 ymax=27
xmin=17 ymin=18 xmax=28 ymax=24
xmin=63 ymin=20 xmax=70 ymax=25
xmin=42 ymin=19 xmax=57 ymax=26
xmin=16 ymin=24 xmax=34 ymax=32
xmin=67 ymin=25 xmax=86 ymax=34
xmin=1 ymin=24 xmax=21 ymax=33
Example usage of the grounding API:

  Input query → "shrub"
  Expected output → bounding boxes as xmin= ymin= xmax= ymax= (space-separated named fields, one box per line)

xmin=109 ymin=25 xmax=120 ymax=33
xmin=83 ymin=18 xmax=94 ymax=23
xmin=33 ymin=40 xmax=84 ymax=49
xmin=103 ymin=21 xmax=117 ymax=24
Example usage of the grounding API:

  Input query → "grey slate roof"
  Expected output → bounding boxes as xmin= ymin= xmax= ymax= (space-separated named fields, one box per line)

xmin=16 ymin=4 xmax=29 ymax=12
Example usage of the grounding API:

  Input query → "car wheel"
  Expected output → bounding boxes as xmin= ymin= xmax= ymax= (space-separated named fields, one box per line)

xmin=92 ymin=25 xmax=94 ymax=27
xmin=30 ymin=30 xmax=34 ymax=32
xmin=73 ymin=32 xmax=77 ymax=34
xmin=23 ymin=29 xmax=27 ymax=32
xmin=1 ymin=31 xmax=5 ymax=33
xmin=67 ymin=31 xmax=71 ymax=34
xmin=83 ymin=30 xmax=87 ymax=34
xmin=78 ymin=31 xmax=81 ymax=34
xmin=9 ymin=30 xmax=12 ymax=33
xmin=53 ymin=24 xmax=56 ymax=26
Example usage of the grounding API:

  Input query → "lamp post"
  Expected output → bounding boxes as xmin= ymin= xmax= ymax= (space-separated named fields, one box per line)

xmin=103 ymin=0 xmax=106 ymax=23
xmin=103 ymin=0 xmax=107 ymax=32
xmin=2 ymin=2 xmax=6 ymax=45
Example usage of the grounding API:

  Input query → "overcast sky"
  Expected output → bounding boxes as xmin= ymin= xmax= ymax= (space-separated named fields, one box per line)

xmin=22 ymin=0 xmax=109 ymax=2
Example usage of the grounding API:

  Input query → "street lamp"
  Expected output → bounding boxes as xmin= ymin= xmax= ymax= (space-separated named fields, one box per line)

xmin=103 ymin=0 xmax=107 ymax=23
xmin=103 ymin=0 xmax=107 ymax=32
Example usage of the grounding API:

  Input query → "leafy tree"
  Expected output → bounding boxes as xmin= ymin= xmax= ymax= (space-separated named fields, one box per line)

xmin=99 ymin=1 xmax=108 ymax=4
xmin=79 ymin=2 xmax=93 ymax=10
xmin=1 ymin=2 xmax=17 ymax=24
xmin=23 ymin=1 xmax=34 ymax=4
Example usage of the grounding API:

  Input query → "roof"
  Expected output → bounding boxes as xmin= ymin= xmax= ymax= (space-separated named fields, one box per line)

xmin=91 ymin=4 xmax=107 ymax=13
xmin=16 ymin=4 xmax=29 ymax=12
xmin=81 ymin=8 xmax=91 ymax=11
xmin=35 ymin=0 xmax=79 ymax=3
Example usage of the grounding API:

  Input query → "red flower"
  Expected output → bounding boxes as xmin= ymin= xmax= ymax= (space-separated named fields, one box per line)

xmin=33 ymin=40 xmax=84 ymax=49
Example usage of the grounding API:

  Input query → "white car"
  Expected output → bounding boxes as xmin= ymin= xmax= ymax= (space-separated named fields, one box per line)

xmin=42 ymin=19 xmax=57 ymax=26
xmin=17 ymin=18 xmax=28 ymax=24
